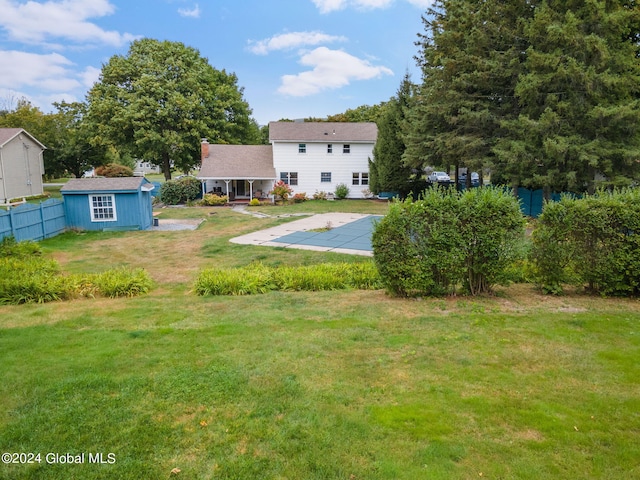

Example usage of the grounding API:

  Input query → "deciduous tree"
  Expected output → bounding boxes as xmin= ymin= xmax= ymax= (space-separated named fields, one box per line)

xmin=86 ymin=38 xmax=255 ymax=180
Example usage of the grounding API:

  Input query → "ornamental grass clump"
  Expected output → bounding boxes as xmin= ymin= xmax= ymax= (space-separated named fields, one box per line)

xmin=0 ymin=238 xmax=75 ymax=304
xmin=194 ymin=263 xmax=274 ymax=296
xmin=194 ymin=262 xmax=381 ymax=296
xmin=88 ymin=267 xmax=154 ymax=298
xmin=0 ymin=236 xmax=153 ymax=304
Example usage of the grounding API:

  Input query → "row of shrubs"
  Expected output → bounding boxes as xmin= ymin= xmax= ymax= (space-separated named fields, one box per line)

xmin=373 ymin=187 xmax=640 ymax=297
xmin=0 ymin=237 xmax=153 ymax=305
xmin=193 ymin=262 xmax=381 ymax=296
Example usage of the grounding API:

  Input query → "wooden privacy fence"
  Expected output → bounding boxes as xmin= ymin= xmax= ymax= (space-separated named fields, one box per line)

xmin=0 ymin=199 xmax=66 ymax=242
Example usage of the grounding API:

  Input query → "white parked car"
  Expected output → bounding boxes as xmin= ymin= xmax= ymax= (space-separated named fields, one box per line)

xmin=428 ymin=171 xmax=451 ymax=183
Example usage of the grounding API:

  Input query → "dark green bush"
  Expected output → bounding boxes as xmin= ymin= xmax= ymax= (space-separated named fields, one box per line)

xmin=372 ymin=187 xmax=526 ymax=296
xmin=531 ymin=189 xmax=640 ymax=296
xmin=159 ymin=177 xmax=202 ymax=205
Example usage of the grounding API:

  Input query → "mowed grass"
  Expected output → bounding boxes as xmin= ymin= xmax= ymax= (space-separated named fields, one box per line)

xmin=1 ymin=202 xmax=639 ymax=479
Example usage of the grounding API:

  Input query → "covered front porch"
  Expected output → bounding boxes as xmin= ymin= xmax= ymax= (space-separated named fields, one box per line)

xmin=198 ymin=142 xmax=277 ymax=203
xmin=200 ymin=178 xmax=275 ymax=201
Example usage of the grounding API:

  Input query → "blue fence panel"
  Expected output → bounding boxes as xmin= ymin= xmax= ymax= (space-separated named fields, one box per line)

xmin=517 ymin=187 xmax=532 ymax=216
xmin=150 ymin=182 xmax=162 ymax=197
xmin=0 ymin=199 xmax=66 ymax=242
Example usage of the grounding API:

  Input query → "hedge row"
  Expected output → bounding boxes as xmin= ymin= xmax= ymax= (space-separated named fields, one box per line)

xmin=193 ymin=262 xmax=381 ymax=296
xmin=531 ymin=188 xmax=640 ymax=296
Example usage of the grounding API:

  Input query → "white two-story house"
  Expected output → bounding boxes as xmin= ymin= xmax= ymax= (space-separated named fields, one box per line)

xmin=268 ymin=121 xmax=377 ymax=199
xmin=198 ymin=121 xmax=378 ymax=200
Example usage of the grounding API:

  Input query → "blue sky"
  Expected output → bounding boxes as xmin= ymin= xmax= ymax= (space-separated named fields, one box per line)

xmin=0 ymin=0 xmax=432 ymax=124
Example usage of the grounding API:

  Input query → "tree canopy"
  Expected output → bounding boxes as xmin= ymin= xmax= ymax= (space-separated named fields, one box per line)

xmin=86 ymin=38 xmax=257 ymax=179
xmin=405 ymin=0 xmax=640 ymax=193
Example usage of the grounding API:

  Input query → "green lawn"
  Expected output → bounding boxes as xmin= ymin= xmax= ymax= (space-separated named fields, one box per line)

xmin=1 ymin=202 xmax=639 ymax=479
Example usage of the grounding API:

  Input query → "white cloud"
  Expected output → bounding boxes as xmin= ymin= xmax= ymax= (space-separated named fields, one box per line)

xmin=80 ymin=66 xmax=102 ymax=89
xmin=278 ymin=47 xmax=393 ymax=96
xmin=178 ymin=3 xmax=201 ymax=18
xmin=311 ymin=0 xmax=433 ymax=13
xmin=248 ymin=31 xmax=347 ymax=55
xmin=405 ymin=0 xmax=434 ymax=8
xmin=0 ymin=50 xmax=81 ymax=91
xmin=0 ymin=0 xmax=138 ymax=47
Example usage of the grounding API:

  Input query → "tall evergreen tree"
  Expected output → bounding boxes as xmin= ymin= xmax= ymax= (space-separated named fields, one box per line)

xmin=369 ymin=73 xmax=416 ymax=195
xmin=404 ymin=0 xmax=530 ymax=180
xmin=406 ymin=0 xmax=640 ymax=193
xmin=494 ymin=0 xmax=640 ymax=192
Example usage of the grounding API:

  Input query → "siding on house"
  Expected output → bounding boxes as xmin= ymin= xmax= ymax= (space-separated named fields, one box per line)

xmin=0 ymin=128 xmax=46 ymax=203
xmin=269 ymin=122 xmax=377 ymax=199
xmin=61 ymin=177 xmax=154 ymax=231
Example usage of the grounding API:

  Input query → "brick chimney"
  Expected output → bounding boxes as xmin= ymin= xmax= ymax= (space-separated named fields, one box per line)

xmin=201 ymin=138 xmax=209 ymax=163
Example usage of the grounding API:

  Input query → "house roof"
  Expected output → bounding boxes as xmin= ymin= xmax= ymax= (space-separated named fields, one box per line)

xmin=0 ymin=128 xmax=47 ymax=149
xmin=198 ymin=144 xmax=276 ymax=179
xmin=61 ymin=177 xmax=152 ymax=193
xmin=268 ymin=121 xmax=378 ymax=143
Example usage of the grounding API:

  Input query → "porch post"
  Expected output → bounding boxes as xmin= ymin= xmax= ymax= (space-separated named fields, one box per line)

xmin=224 ymin=180 xmax=230 ymax=198
xmin=248 ymin=180 xmax=254 ymax=199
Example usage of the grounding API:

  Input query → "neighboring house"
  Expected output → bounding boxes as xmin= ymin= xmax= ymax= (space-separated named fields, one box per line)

xmin=0 ymin=128 xmax=46 ymax=204
xmin=61 ymin=177 xmax=154 ymax=231
xmin=134 ymin=160 xmax=161 ymax=176
xmin=197 ymin=121 xmax=378 ymax=200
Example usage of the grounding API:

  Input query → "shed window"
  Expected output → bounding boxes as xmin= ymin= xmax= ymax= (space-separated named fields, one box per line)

xmin=89 ymin=194 xmax=117 ymax=222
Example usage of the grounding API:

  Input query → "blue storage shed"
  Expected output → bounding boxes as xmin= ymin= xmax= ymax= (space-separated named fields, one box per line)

xmin=61 ymin=177 xmax=154 ymax=231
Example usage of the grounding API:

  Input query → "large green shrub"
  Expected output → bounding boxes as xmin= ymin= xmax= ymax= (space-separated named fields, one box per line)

xmin=372 ymin=187 xmax=526 ymax=296
xmin=531 ymin=189 xmax=640 ymax=296
xmin=159 ymin=177 xmax=202 ymax=205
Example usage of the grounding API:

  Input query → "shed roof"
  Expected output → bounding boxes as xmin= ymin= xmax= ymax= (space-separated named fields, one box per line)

xmin=61 ymin=177 xmax=153 ymax=193
xmin=268 ymin=121 xmax=377 ymax=143
xmin=198 ymin=144 xmax=276 ymax=179
xmin=0 ymin=128 xmax=47 ymax=149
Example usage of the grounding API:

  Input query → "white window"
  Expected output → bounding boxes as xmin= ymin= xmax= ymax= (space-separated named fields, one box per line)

xmin=352 ymin=172 xmax=369 ymax=186
xmin=343 ymin=144 xmax=350 ymax=154
xmin=327 ymin=144 xmax=333 ymax=154
xmin=280 ymin=172 xmax=298 ymax=186
xmin=89 ymin=194 xmax=117 ymax=222
xmin=298 ymin=144 xmax=306 ymax=154
xmin=321 ymin=172 xmax=332 ymax=183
